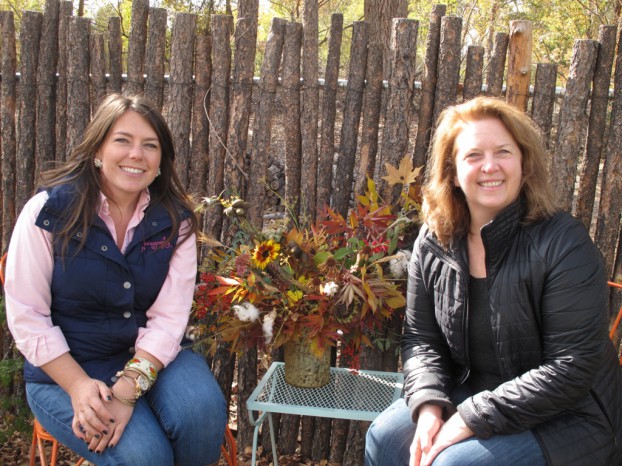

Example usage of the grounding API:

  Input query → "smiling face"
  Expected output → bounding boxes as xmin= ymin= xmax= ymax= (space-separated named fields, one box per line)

xmin=453 ymin=117 xmax=523 ymax=228
xmin=95 ymin=110 xmax=162 ymax=207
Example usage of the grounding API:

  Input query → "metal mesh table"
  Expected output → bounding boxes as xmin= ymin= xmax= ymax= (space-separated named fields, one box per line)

xmin=246 ymin=362 xmax=404 ymax=466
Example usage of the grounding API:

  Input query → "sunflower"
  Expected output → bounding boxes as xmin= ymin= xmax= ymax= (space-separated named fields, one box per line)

xmin=252 ymin=240 xmax=281 ymax=269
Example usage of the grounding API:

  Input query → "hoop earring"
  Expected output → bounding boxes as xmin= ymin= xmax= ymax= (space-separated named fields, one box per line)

xmin=94 ymin=158 xmax=103 ymax=169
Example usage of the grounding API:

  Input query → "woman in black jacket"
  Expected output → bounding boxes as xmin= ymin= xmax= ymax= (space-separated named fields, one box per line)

xmin=365 ymin=97 xmax=622 ymax=466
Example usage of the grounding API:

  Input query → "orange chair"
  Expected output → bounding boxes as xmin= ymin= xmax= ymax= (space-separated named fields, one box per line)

xmin=1 ymin=252 xmax=237 ymax=465
xmin=607 ymin=281 xmax=622 ymax=366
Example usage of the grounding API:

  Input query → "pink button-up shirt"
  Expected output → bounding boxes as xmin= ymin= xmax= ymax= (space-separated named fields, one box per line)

xmin=5 ymin=190 xmax=197 ymax=369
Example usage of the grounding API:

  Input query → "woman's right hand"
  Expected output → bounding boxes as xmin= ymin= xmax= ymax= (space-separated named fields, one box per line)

xmin=410 ymin=403 xmax=444 ymax=466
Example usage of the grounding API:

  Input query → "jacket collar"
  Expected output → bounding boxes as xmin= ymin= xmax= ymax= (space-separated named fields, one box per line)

xmin=480 ymin=197 xmax=525 ymax=268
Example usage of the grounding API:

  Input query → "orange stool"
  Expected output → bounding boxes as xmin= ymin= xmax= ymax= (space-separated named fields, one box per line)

xmin=30 ymin=418 xmax=85 ymax=466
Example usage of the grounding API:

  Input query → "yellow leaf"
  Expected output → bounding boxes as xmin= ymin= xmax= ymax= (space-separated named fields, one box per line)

xmin=381 ymin=155 xmax=422 ymax=187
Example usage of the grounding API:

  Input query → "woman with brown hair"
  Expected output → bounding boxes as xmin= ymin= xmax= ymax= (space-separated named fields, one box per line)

xmin=365 ymin=96 xmax=622 ymax=465
xmin=5 ymin=94 xmax=226 ymax=465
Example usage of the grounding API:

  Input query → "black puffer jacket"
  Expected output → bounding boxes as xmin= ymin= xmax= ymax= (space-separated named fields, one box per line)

xmin=402 ymin=200 xmax=622 ymax=465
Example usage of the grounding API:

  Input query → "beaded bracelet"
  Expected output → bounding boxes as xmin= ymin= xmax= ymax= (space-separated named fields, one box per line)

xmin=124 ymin=357 xmax=158 ymax=385
xmin=111 ymin=386 xmax=136 ymax=407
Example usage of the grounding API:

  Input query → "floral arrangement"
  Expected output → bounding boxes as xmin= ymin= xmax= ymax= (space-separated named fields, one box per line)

xmin=190 ymin=156 xmax=421 ymax=361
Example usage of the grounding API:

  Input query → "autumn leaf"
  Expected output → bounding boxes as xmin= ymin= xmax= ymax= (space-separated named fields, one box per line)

xmin=382 ymin=155 xmax=422 ymax=186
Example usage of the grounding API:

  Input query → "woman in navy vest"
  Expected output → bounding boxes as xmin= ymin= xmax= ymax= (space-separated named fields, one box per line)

xmin=5 ymin=94 xmax=227 ymax=465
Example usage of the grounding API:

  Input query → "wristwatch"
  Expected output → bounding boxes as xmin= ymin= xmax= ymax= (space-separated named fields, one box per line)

xmin=115 ymin=370 xmax=151 ymax=399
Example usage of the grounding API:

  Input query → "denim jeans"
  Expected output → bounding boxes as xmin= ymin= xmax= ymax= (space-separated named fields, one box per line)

xmin=26 ymin=349 xmax=227 ymax=466
xmin=365 ymin=387 xmax=547 ymax=466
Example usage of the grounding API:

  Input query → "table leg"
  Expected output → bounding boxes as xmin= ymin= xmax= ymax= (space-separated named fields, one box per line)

xmin=267 ymin=413 xmax=278 ymax=466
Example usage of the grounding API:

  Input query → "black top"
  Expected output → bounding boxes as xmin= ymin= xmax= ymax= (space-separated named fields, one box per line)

xmin=466 ymin=276 xmax=503 ymax=394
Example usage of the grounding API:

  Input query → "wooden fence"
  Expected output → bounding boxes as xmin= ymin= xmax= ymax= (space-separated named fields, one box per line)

xmin=1 ymin=0 xmax=622 ymax=463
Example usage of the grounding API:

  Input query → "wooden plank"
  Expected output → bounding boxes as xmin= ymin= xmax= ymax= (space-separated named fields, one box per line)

xmin=412 ymin=4 xmax=446 ymax=171
xmin=486 ymin=32 xmax=509 ymax=97
xmin=107 ymin=16 xmax=123 ymax=94
xmin=552 ymin=39 xmax=598 ymax=212
xmin=16 ymin=11 xmax=42 ymax=215
xmin=379 ymin=18 xmax=418 ymax=205
xmin=575 ymin=25 xmax=617 ymax=230
xmin=317 ymin=13 xmax=343 ymax=210
xmin=463 ymin=45 xmax=484 ymax=101
xmin=125 ymin=0 xmax=149 ymax=95
xmin=167 ymin=12 xmax=196 ymax=190
xmin=1 ymin=11 xmax=17 ymax=250
xmin=282 ymin=21 xmax=303 ymax=217
xmin=36 ymin=0 xmax=60 ymax=173
xmin=144 ymin=7 xmax=168 ymax=111
xmin=332 ymin=21 xmax=368 ymax=218
xmin=506 ymin=20 xmax=532 ymax=111
xmin=530 ymin=63 xmax=557 ymax=150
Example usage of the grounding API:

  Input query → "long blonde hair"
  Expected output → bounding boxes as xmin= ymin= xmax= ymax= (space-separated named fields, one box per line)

xmin=422 ymin=97 xmax=558 ymax=247
xmin=40 ymin=93 xmax=199 ymax=255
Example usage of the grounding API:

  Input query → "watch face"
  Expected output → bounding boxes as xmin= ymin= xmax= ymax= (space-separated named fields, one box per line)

xmin=136 ymin=375 xmax=150 ymax=391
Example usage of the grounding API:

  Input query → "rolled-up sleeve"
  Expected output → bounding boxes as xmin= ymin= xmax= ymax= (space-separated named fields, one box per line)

xmin=5 ymin=192 xmax=71 ymax=366
xmin=135 ymin=223 xmax=197 ymax=367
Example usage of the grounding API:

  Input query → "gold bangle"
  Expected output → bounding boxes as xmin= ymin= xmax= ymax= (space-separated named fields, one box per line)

xmin=111 ymin=386 xmax=136 ymax=407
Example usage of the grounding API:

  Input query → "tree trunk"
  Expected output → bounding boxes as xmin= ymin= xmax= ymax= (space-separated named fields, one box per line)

xmin=364 ymin=0 xmax=408 ymax=79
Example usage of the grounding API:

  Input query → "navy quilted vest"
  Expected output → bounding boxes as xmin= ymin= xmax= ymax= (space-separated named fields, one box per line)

xmin=24 ymin=184 xmax=190 ymax=385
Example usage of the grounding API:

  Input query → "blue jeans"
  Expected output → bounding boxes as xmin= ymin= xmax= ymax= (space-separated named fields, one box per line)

xmin=26 ymin=349 xmax=227 ymax=466
xmin=365 ymin=388 xmax=547 ymax=466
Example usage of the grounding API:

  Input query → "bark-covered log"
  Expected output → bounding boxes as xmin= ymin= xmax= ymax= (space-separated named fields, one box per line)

xmin=36 ymin=0 xmax=59 ymax=174
xmin=241 ymin=16 xmax=286 ymax=455
xmin=204 ymin=15 xmax=232 ymax=240
xmin=595 ymin=22 xmax=622 ymax=278
xmin=168 ymin=12 xmax=196 ymax=190
xmin=506 ymin=21 xmax=532 ymax=111
xmin=66 ymin=16 xmax=91 ymax=162
xmin=107 ymin=16 xmax=123 ymax=94
xmin=299 ymin=0 xmax=320 ymax=224
xmin=530 ymin=63 xmax=557 ymax=150
xmin=224 ymin=0 xmax=259 ymax=199
xmin=189 ymin=32 xmax=211 ymax=197
xmin=282 ymin=21 xmax=303 ymax=217
xmin=90 ymin=33 xmax=107 ymax=109
xmin=125 ymin=0 xmax=149 ymax=96
xmin=575 ymin=25 xmax=617 ymax=230
xmin=462 ymin=45 xmax=484 ymax=101
xmin=412 ymin=4 xmax=446 ymax=171
xmin=379 ymin=18 xmax=418 ymax=205
xmin=55 ymin=1 xmax=73 ymax=163
xmin=355 ymin=41 xmax=383 ymax=196
xmin=551 ymin=40 xmax=598 ymax=213
xmin=16 ymin=11 xmax=42 ymax=215
xmin=246 ymin=17 xmax=286 ymax=228
xmin=317 ymin=13 xmax=343 ymax=210
xmin=486 ymin=32 xmax=509 ymax=97
xmin=431 ymin=16 xmax=462 ymax=126
xmin=1 ymin=10 xmax=17 ymax=250
xmin=332 ymin=22 xmax=368 ymax=218
xmin=144 ymin=7 xmax=168 ymax=111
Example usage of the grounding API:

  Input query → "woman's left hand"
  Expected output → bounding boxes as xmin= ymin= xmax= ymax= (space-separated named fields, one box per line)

xmin=420 ymin=413 xmax=474 ymax=466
